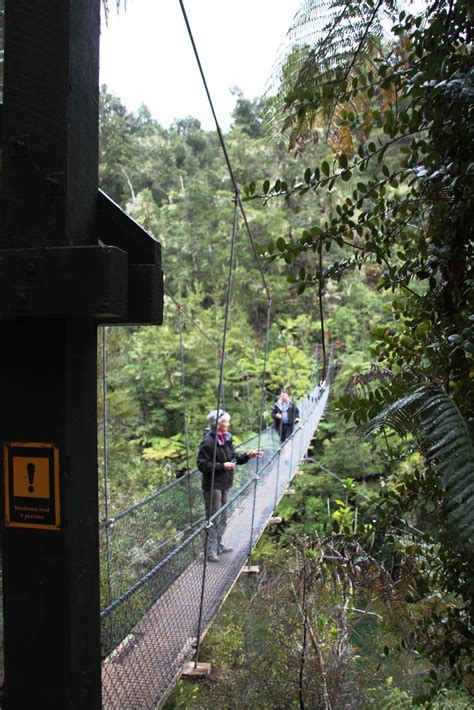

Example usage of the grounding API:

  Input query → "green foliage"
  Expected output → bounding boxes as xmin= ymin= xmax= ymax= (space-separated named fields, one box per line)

xmin=163 ymin=681 xmax=200 ymax=709
xmin=322 ymin=428 xmax=388 ymax=479
xmin=241 ymin=0 xmax=474 ymax=699
xmin=95 ymin=7 xmax=473 ymax=698
xmin=331 ymin=497 xmax=356 ymax=533
xmin=275 ymin=476 xmax=331 ymax=539
xmin=249 ymin=0 xmax=473 ymax=420
xmin=365 ymin=678 xmax=473 ymax=709
xmin=142 ymin=434 xmax=185 ymax=463
xmin=169 ymin=535 xmax=470 ymax=708
xmin=230 ymin=87 xmax=264 ymax=138
xmin=361 ymin=385 xmax=474 ymax=542
xmin=96 ymin=92 xmax=327 ymax=507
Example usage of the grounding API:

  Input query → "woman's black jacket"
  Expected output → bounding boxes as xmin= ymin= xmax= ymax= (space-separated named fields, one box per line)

xmin=197 ymin=431 xmax=249 ymax=491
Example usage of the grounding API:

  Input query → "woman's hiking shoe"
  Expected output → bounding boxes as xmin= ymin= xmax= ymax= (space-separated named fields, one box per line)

xmin=207 ymin=551 xmax=220 ymax=562
xmin=218 ymin=544 xmax=233 ymax=554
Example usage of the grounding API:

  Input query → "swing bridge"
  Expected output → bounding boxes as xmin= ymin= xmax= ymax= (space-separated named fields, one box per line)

xmin=100 ymin=376 xmax=331 ymax=709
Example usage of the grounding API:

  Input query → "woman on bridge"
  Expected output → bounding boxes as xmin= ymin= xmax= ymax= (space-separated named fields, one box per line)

xmin=197 ymin=409 xmax=262 ymax=562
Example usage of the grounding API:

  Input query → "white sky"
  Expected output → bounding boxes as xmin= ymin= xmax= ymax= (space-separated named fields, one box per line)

xmin=99 ymin=0 xmax=303 ymax=131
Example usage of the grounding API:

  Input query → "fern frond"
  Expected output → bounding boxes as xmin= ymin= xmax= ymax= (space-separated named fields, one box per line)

xmin=360 ymin=386 xmax=474 ymax=543
xmin=102 ymin=0 xmax=125 ymax=23
xmin=265 ymin=0 xmax=405 ymax=145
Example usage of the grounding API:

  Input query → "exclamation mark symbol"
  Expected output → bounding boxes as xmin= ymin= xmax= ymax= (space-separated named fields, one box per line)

xmin=27 ymin=462 xmax=35 ymax=493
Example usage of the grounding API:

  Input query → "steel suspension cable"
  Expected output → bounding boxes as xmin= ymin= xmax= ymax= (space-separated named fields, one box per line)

xmin=164 ymin=285 xmax=274 ymax=398
xmin=101 ymin=326 xmax=114 ymax=609
xmin=318 ymin=241 xmax=327 ymax=380
xmin=194 ymin=191 xmax=239 ymax=668
xmin=247 ymin=297 xmax=272 ymax=563
xmin=177 ymin=303 xmax=194 ymax=529
xmin=177 ymin=0 xmax=300 ymax=386
xmin=178 ymin=0 xmax=238 ymax=191
xmin=237 ymin=199 xmax=298 ymax=379
xmin=177 ymin=0 xmax=312 ymax=657
xmin=245 ymin=379 xmax=254 ymax=432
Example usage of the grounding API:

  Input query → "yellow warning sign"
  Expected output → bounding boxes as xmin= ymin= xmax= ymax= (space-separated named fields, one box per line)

xmin=13 ymin=456 xmax=51 ymax=498
xmin=4 ymin=442 xmax=60 ymax=530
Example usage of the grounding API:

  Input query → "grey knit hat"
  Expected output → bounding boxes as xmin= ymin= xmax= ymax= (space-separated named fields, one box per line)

xmin=206 ymin=409 xmax=230 ymax=427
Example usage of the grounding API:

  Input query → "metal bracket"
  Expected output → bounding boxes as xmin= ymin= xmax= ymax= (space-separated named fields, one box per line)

xmin=0 ymin=187 xmax=164 ymax=324
xmin=0 ymin=245 xmax=128 ymax=318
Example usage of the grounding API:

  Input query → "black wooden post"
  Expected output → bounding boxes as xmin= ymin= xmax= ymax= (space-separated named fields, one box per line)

xmin=1 ymin=2 xmax=162 ymax=703
xmin=0 ymin=2 xmax=103 ymax=707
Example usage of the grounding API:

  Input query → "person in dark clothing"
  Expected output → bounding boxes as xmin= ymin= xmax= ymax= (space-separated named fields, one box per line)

xmin=271 ymin=389 xmax=300 ymax=442
xmin=197 ymin=409 xmax=262 ymax=562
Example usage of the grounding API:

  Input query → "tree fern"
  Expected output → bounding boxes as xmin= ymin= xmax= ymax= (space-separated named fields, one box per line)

xmin=360 ymin=386 xmax=474 ymax=543
xmin=102 ymin=0 xmax=125 ymax=22
xmin=265 ymin=0 xmax=405 ymax=148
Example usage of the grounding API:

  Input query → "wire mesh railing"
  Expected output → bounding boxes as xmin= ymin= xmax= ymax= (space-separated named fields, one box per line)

xmin=101 ymin=378 xmax=331 ymax=708
xmin=99 ymin=426 xmax=282 ymax=656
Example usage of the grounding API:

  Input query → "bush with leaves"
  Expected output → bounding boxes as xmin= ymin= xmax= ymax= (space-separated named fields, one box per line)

xmin=243 ymin=0 xmax=473 ymax=695
xmin=247 ymin=0 xmax=473 ymax=418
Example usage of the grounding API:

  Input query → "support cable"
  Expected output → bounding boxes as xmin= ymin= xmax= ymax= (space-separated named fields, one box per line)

xmin=318 ymin=241 xmax=327 ymax=381
xmin=194 ymin=191 xmax=239 ymax=667
xmin=245 ymin=379 xmax=253 ymax=433
xmin=101 ymin=326 xmax=114 ymax=609
xmin=176 ymin=0 xmax=312 ymax=659
xmin=237 ymin=199 xmax=297 ymax=380
xmin=273 ymin=430 xmax=283 ymax=510
xmin=178 ymin=0 xmax=238 ymax=192
xmin=247 ymin=297 xmax=272 ymax=563
xmin=282 ymin=339 xmax=289 ymax=444
xmin=177 ymin=0 xmax=299 ymax=385
xmin=177 ymin=303 xmax=194 ymax=529
xmin=237 ymin=196 xmax=297 ymax=380
xmin=164 ymin=285 xmax=274 ymax=399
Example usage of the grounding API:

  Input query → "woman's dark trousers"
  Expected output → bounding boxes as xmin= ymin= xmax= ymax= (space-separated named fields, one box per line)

xmin=203 ymin=487 xmax=229 ymax=556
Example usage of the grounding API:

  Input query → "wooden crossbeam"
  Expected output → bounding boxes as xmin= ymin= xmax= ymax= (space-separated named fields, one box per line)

xmin=181 ymin=662 xmax=212 ymax=679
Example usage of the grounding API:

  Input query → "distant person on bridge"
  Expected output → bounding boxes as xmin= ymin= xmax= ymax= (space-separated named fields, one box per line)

xmin=272 ymin=389 xmax=300 ymax=442
xmin=197 ymin=409 xmax=262 ymax=563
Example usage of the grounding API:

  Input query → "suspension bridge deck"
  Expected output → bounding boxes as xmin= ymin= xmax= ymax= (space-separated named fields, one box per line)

xmin=101 ymin=385 xmax=329 ymax=709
